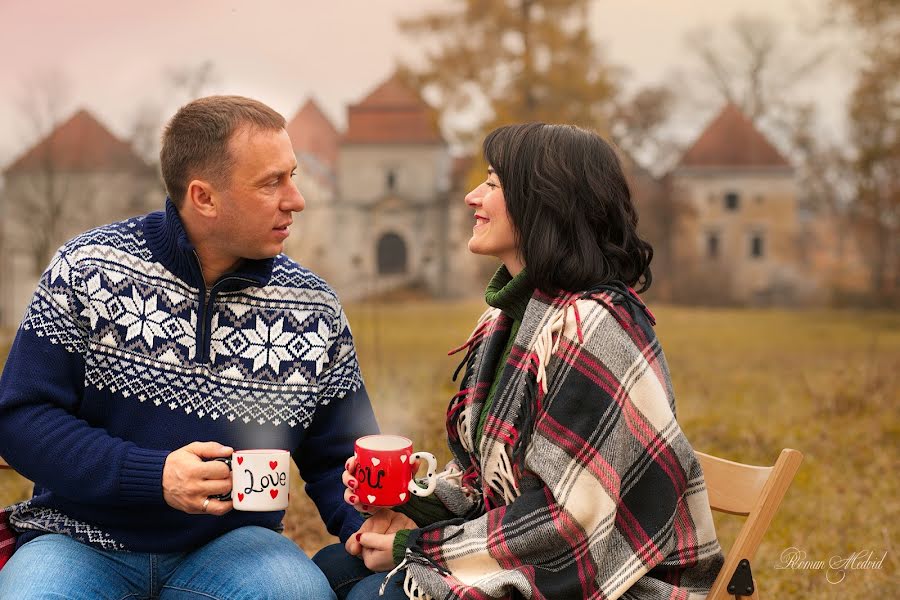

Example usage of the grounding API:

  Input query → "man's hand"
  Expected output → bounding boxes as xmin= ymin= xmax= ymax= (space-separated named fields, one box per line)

xmin=346 ymin=509 xmax=417 ymax=572
xmin=163 ymin=441 xmax=233 ymax=515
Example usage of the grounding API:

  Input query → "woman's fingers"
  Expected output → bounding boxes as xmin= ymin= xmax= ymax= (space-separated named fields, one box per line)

xmin=342 ymin=456 xmax=358 ymax=488
xmin=358 ymin=531 xmax=394 ymax=551
xmin=343 ymin=487 xmax=367 ymax=512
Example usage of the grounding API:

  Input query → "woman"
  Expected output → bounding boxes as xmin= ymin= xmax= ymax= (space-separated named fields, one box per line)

xmin=314 ymin=123 xmax=723 ymax=599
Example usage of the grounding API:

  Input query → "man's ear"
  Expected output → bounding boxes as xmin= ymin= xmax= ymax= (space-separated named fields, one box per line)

xmin=185 ymin=179 xmax=218 ymax=218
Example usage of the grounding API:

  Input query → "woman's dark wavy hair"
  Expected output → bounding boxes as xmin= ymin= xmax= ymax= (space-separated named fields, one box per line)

xmin=483 ymin=123 xmax=653 ymax=293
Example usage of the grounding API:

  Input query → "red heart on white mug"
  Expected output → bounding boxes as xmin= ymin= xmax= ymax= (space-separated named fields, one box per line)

xmin=269 ymin=460 xmax=278 ymax=470
xmin=237 ymin=493 xmax=244 ymax=502
xmin=270 ymin=489 xmax=279 ymax=499
xmin=237 ymin=456 xmax=244 ymax=465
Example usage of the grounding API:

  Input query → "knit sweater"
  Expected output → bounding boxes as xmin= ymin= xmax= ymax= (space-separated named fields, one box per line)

xmin=0 ymin=199 xmax=378 ymax=553
xmin=476 ymin=266 xmax=532 ymax=449
xmin=391 ymin=285 xmax=723 ymax=599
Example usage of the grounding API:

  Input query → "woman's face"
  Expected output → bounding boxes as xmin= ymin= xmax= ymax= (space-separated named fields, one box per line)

xmin=465 ymin=167 xmax=523 ymax=275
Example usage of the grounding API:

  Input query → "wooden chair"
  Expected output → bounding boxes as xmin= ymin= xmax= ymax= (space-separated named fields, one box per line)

xmin=697 ymin=448 xmax=803 ymax=600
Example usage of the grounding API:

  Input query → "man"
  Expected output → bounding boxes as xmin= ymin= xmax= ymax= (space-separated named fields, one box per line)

xmin=0 ymin=96 xmax=378 ymax=598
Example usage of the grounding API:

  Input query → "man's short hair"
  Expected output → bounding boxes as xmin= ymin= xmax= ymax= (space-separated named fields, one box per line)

xmin=160 ymin=95 xmax=286 ymax=207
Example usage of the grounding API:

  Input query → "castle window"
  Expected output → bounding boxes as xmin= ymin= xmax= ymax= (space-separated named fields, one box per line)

xmin=707 ymin=232 xmax=720 ymax=259
xmin=750 ymin=233 xmax=765 ymax=259
xmin=386 ymin=169 xmax=397 ymax=192
xmin=725 ymin=191 xmax=740 ymax=211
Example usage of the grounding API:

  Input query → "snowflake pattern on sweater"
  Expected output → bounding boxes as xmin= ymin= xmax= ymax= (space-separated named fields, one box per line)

xmin=22 ymin=219 xmax=360 ymax=430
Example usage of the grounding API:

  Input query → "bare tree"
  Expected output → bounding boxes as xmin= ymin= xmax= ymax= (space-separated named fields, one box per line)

xmin=165 ymin=59 xmax=221 ymax=101
xmin=832 ymin=0 xmax=900 ymax=298
xmin=7 ymin=68 xmax=76 ymax=275
xmin=129 ymin=60 xmax=222 ymax=166
xmin=684 ymin=13 xmax=845 ymax=226
xmin=684 ymin=14 xmax=829 ymax=136
xmin=610 ymin=85 xmax=679 ymax=172
xmin=129 ymin=101 xmax=164 ymax=165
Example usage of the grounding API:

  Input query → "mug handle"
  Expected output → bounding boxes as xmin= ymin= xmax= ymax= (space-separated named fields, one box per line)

xmin=208 ymin=456 xmax=232 ymax=501
xmin=409 ymin=452 xmax=438 ymax=497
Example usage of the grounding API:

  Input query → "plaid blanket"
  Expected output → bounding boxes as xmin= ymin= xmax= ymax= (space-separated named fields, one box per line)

xmin=394 ymin=287 xmax=723 ymax=599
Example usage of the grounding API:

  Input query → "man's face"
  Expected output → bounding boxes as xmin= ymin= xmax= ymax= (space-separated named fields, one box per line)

xmin=212 ymin=126 xmax=304 ymax=264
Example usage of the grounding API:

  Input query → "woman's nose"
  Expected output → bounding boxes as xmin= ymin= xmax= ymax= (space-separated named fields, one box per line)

xmin=464 ymin=186 xmax=482 ymax=207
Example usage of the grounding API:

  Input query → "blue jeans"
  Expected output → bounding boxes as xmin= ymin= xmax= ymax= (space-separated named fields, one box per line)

xmin=0 ymin=526 xmax=336 ymax=599
xmin=312 ymin=543 xmax=408 ymax=600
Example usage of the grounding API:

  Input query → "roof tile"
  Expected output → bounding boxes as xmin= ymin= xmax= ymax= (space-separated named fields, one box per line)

xmin=286 ymin=98 xmax=340 ymax=169
xmin=679 ymin=103 xmax=790 ymax=169
xmin=343 ymin=73 xmax=443 ymax=144
xmin=6 ymin=109 xmax=146 ymax=174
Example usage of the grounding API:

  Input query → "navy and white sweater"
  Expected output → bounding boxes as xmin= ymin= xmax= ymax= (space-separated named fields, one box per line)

xmin=0 ymin=199 xmax=378 ymax=553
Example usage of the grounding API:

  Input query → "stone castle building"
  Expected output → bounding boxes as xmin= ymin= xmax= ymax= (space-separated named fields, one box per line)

xmin=639 ymin=103 xmax=870 ymax=305
xmin=0 ymin=75 xmax=485 ymax=328
xmin=0 ymin=110 xmax=157 ymax=328
xmin=0 ymin=81 xmax=873 ymax=328
xmin=665 ymin=103 xmax=804 ymax=304
xmin=283 ymin=74 xmax=483 ymax=301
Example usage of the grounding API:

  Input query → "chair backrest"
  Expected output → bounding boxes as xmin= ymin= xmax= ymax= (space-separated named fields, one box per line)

xmin=697 ymin=448 xmax=803 ymax=600
xmin=0 ymin=456 xmax=10 ymax=470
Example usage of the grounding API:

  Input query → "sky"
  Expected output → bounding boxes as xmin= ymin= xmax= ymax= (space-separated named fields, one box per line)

xmin=0 ymin=0 xmax=857 ymax=168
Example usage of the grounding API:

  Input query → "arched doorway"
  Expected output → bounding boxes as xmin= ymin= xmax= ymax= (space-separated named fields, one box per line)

xmin=376 ymin=233 xmax=407 ymax=274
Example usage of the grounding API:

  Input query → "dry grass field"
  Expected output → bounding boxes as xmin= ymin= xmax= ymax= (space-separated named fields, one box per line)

xmin=1 ymin=301 xmax=897 ymax=598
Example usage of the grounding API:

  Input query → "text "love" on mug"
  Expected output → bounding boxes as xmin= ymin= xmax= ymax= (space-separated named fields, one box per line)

xmin=215 ymin=449 xmax=290 ymax=512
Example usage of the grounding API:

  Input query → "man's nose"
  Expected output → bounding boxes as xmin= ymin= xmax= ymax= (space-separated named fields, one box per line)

xmin=284 ymin=185 xmax=305 ymax=212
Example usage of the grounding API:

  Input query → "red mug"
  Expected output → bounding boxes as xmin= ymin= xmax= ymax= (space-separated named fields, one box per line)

xmin=354 ymin=434 xmax=438 ymax=507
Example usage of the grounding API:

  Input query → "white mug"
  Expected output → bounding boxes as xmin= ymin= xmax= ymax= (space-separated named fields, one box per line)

xmin=218 ymin=449 xmax=290 ymax=512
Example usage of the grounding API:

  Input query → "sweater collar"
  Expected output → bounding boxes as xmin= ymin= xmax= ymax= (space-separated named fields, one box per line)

xmin=143 ymin=197 xmax=274 ymax=290
xmin=485 ymin=265 xmax=533 ymax=322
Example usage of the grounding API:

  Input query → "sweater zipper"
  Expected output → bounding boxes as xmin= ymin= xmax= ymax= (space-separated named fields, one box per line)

xmin=192 ymin=251 xmax=259 ymax=364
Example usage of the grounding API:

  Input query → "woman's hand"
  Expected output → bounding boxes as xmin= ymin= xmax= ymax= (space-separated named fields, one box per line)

xmin=343 ymin=454 xmax=420 ymax=513
xmin=342 ymin=455 xmax=369 ymax=512
xmin=346 ymin=509 xmax=417 ymax=572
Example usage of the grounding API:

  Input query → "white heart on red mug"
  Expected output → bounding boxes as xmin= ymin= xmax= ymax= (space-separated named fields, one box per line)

xmin=400 ymin=455 xmax=407 ymax=463
xmin=372 ymin=458 xmax=381 ymax=466
xmin=367 ymin=495 xmax=376 ymax=503
xmin=399 ymin=493 xmax=407 ymax=501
